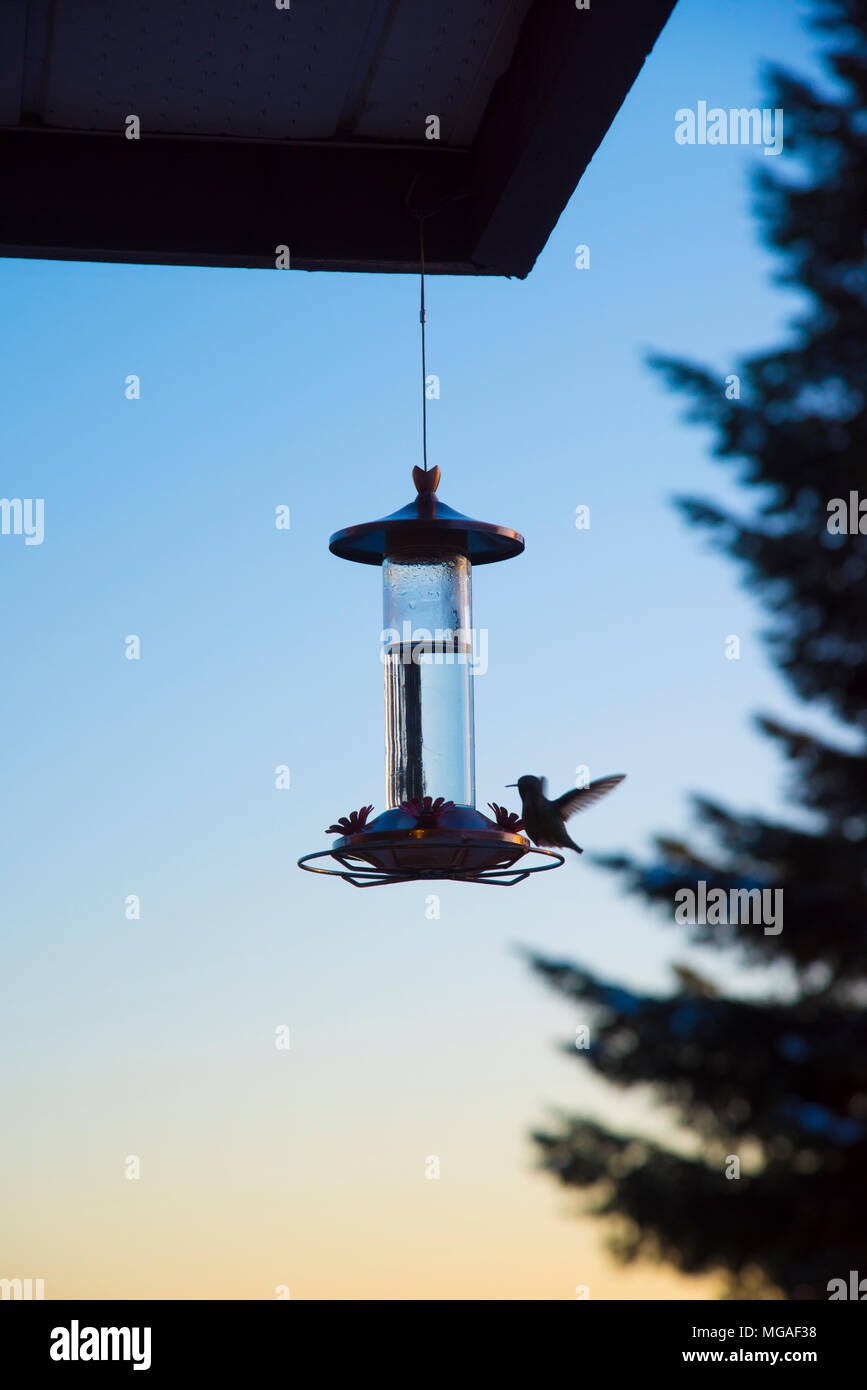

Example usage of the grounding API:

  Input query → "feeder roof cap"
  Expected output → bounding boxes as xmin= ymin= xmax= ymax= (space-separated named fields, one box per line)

xmin=329 ymin=465 xmax=525 ymax=566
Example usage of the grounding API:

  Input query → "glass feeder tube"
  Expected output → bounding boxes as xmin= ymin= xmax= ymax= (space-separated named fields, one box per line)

xmin=382 ymin=550 xmax=475 ymax=808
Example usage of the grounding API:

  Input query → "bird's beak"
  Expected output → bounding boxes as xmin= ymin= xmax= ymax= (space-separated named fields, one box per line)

xmin=505 ymin=783 xmax=516 ymax=788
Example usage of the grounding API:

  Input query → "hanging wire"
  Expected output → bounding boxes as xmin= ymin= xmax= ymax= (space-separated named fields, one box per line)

xmin=419 ymin=217 xmax=428 ymax=472
xmin=405 ymin=170 xmax=475 ymax=475
xmin=406 ymin=173 xmax=470 ymax=476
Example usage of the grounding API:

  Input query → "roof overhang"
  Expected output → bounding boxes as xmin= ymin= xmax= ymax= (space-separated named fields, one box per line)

xmin=0 ymin=0 xmax=676 ymax=277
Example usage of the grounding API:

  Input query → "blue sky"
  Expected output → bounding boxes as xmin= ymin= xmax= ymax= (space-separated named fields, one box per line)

xmin=0 ymin=0 xmax=838 ymax=1298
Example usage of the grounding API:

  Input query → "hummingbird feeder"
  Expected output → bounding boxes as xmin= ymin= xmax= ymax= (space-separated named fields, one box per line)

xmin=297 ymin=217 xmax=565 ymax=886
xmin=297 ymin=465 xmax=565 ymax=887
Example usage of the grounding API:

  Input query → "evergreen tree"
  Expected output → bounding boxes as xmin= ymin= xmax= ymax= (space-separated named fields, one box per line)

xmin=527 ymin=0 xmax=867 ymax=1300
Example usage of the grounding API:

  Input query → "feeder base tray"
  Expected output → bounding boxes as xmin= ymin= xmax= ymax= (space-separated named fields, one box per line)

xmin=298 ymin=826 xmax=564 ymax=887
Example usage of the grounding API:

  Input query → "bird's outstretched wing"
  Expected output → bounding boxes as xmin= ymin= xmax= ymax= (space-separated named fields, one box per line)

xmin=554 ymin=774 xmax=626 ymax=821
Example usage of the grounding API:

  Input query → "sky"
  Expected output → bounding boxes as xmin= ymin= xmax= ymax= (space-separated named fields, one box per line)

xmin=0 ymin=0 xmax=835 ymax=1299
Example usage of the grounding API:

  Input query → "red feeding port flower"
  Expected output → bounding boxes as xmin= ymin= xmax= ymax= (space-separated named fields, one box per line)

xmin=326 ymin=805 xmax=374 ymax=836
xmin=487 ymin=802 xmax=524 ymax=832
xmin=399 ymin=796 xmax=455 ymax=822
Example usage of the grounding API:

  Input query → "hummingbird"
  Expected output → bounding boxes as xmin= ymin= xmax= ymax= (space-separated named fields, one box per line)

xmin=506 ymin=773 xmax=626 ymax=854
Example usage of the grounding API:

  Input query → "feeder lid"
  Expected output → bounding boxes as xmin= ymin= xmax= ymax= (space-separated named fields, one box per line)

xmin=329 ymin=466 xmax=524 ymax=566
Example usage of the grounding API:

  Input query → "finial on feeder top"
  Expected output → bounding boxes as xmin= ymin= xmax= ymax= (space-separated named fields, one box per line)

xmin=412 ymin=465 xmax=441 ymax=494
